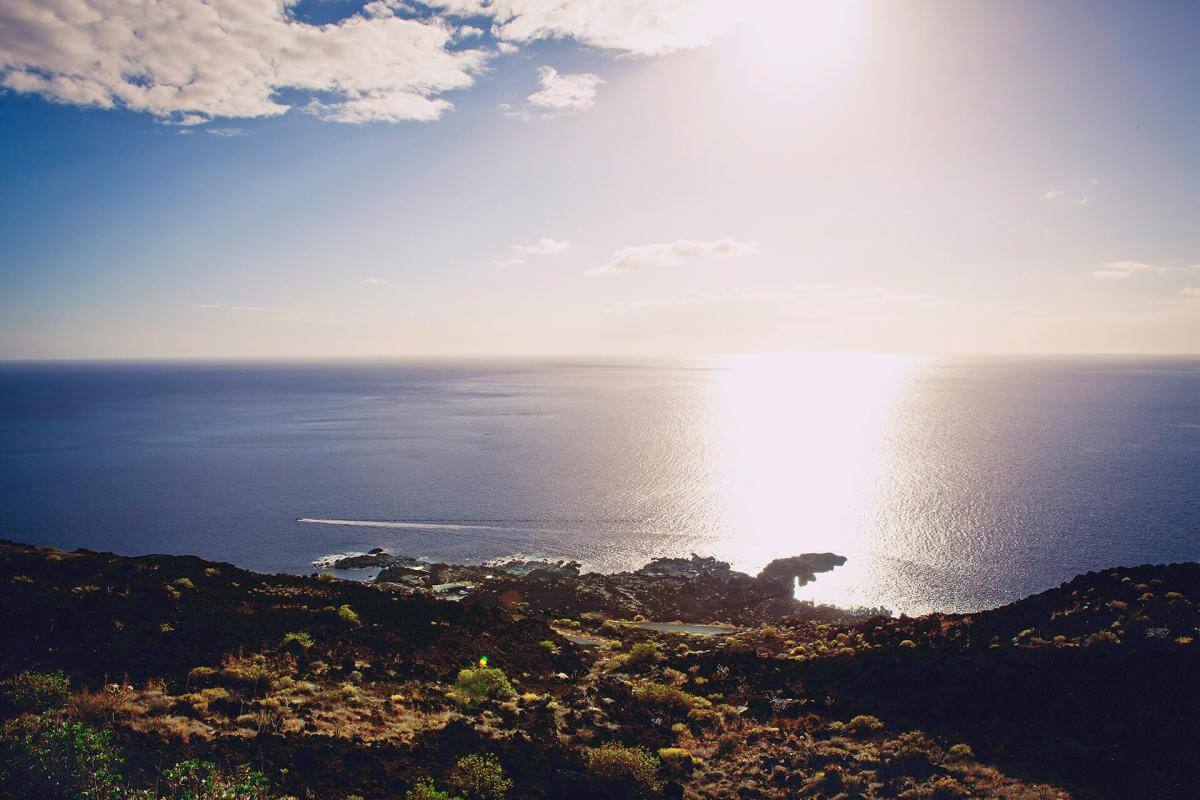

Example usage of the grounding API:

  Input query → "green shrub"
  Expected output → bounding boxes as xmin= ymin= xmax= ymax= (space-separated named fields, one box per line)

xmin=406 ymin=777 xmax=460 ymax=800
xmin=626 ymin=642 xmax=661 ymax=667
xmin=848 ymin=714 xmax=884 ymax=733
xmin=1 ymin=670 xmax=71 ymax=713
xmin=946 ymin=742 xmax=975 ymax=762
xmin=281 ymin=631 xmax=315 ymax=651
xmin=0 ymin=714 xmax=124 ymax=799
xmin=656 ymin=747 xmax=692 ymax=772
xmin=584 ymin=743 xmax=661 ymax=794
xmin=632 ymin=681 xmax=707 ymax=713
xmin=449 ymin=754 xmax=511 ymax=800
xmin=338 ymin=605 xmax=361 ymax=625
xmin=451 ymin=667 xmax=515 ymax=708
xmin=172 ymin=578 xmax=195 ymax=591
xmin=538 ymin=640 xmax=559 ymax=653
xmin=159 ymin=758 xmax=272 ymax=800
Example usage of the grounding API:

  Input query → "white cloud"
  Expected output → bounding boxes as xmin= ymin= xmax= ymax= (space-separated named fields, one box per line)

xmin=431 ymin=0 xmax=745 ymax=56
xmin=495 ymin=237 xmax=572 ymax=267
xmin=589 ymin=238 xmax=758 ymax=275
xmin=362 ymin=277 xmax=391 ymax=285
xmin=0 ymin=0 xmax=489 ymax=124
xmin=1044 ymin=185 xmax=1090 ymax=204
xmin=514 ymin=237 xmax=572 ymax=256
xmin=206 ymin=127 xmax=247 ymax=137
xmin=496 ymin=41 xmax=520 ymax=54
xmin=526 ymin=66 xmax=603 ymax=114
xmin=1089 ymin=261 xmax=1196 ymax=280
xmin=1183 ymin=287 xmax=1200 ymax=297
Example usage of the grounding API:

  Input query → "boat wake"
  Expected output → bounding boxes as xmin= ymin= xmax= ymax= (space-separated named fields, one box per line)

xmin=297 ymin=517 xmax=524 ymax=532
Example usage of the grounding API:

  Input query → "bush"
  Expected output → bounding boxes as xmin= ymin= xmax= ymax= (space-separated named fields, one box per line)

xmin=158 ymin=758 xmax=272 ymax=800
xmin=187 ymin=666 xmax=217 ymax=685
xmin=0 ymin=714 xmax=124 ymax=799
xmin=928 ymin=776 xmax=969 ymax=799
xmin=802 ymin=770 xmax=844 ymax=795
xmin=881 ymin=733 xmax=936 ymax=779
xmin=946 ymin=743 xmax=975 ymax=762
xmin=69 ymin=685 xmax=131 ymax=727
xmin=449 ymin=754 xmax=511 ymax=800
xmin=406 ymin=777 xmax=460 ymax=800
xmin=451 ymin=667 xmax=515 ymax=708
xmin=848 ymin=714 xmax=884 ymax=733
xmin=625 ymin=642 xmax=661 ymax=667
xmin=1 ymin=670 xmax=72 ymax=713
xmin=281 ymin=631 xmax=315 ymax=652
xmin=584 ymin=743 xmax=661 ymax=794
xmin=633 ymin=682 xmax=707 ymax=714
xmin=656 ymin=747 xmax=692 ymax=772
xmin=338 ymin=605 xmax=361 ymax=625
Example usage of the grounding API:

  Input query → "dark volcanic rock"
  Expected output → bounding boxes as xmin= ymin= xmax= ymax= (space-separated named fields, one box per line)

xmin=385 ymin=551 xmax=850 ymax=625
xmin=756 ymin=553 xmax=847 ymax=589
xmin=375 ymin=564 xmax=431 ymax=585
xmin=317 ymin=548 xmax=426 ymax=570
xmin=634 ymin=554 xmax=735 ymax=579
xmin=490 ymin=558 xmax=582 ymax=577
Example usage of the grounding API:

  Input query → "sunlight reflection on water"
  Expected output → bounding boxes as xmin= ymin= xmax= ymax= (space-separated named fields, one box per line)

xmin=701 ymin=353 xmax=916 ymax=610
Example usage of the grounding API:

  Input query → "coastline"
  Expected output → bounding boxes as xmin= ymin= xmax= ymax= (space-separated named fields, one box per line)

xmin=2 ymin=539 xmax=1198 ymax=799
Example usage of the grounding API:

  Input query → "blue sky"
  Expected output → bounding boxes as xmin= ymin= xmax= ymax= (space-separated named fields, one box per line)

xmin=2 ymin=0 xmax=1200 ymax=358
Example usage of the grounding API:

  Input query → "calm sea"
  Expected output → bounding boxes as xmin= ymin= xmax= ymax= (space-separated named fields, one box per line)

xmin=1 ymin=355 xmax=1197 ymax=614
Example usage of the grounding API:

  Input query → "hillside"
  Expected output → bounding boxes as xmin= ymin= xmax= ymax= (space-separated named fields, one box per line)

xmin=1 ymin=541 xmax=1197 ymax=799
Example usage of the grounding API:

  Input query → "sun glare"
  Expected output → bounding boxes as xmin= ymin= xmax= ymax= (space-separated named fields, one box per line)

xmin=736 ymin=0 xmax=871 ymax=79
xmin=703 ymin=353 xmax=915 ymax=603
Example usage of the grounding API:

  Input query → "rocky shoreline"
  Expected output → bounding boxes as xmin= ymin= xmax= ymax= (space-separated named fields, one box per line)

xmin=318 ymin=550 xmax=856 ymax=625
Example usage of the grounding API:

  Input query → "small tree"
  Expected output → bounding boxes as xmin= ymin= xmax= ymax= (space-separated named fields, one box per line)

xmin=449 ymin=754 xmax=511 ymax=800
xmin=0 ymin=714 xmax=124 ymax=800
xmin=451 ymin=667 xmax=515 ymax=708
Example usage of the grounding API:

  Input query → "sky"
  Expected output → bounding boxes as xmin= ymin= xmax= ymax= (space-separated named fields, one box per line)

xmin=1 ymin=0 xmax=1200 ymax=359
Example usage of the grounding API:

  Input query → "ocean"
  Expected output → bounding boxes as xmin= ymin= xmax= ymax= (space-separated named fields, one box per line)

xmin=1 ymin=355 xmax=1197 ymax=614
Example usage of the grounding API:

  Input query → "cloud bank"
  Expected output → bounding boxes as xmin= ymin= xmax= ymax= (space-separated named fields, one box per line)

xmin=0 ymin=0 xmax=490 ymax=124
xmin=0 ymin=0 xmax=745 ymax=124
